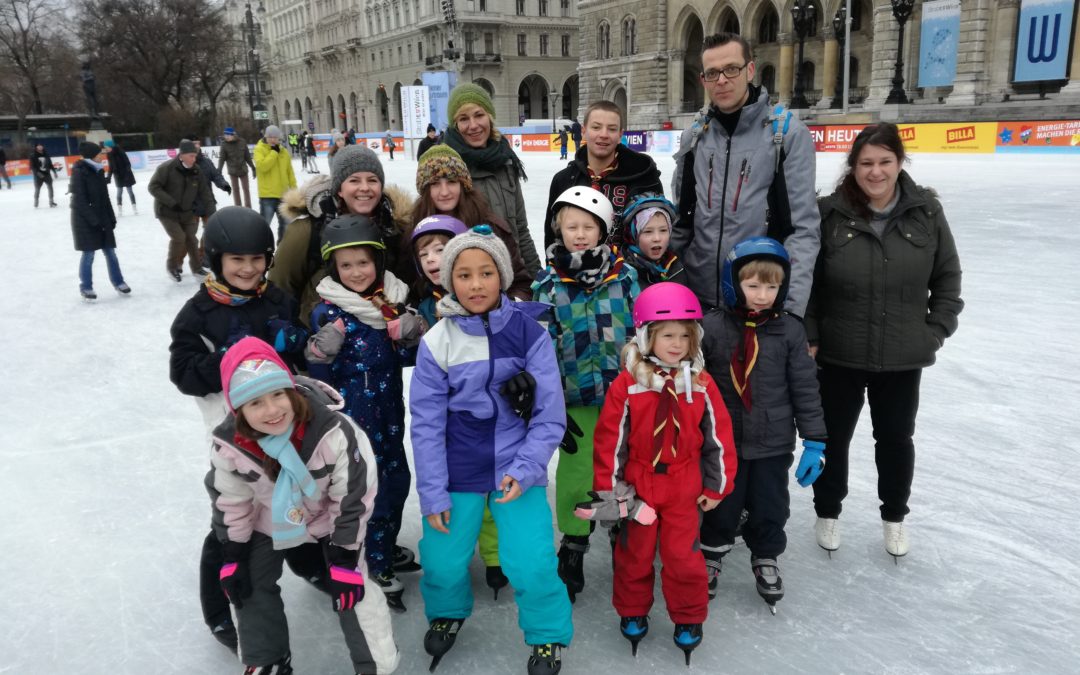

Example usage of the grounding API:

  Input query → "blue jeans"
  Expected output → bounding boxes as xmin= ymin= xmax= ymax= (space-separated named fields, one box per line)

xmin=115 ymin=185 xmax=136 ymax=204
xmin=259 ymin=197 xmax=285 ymax=240
xmin=80 ymin=248 xmax=125 ymax=291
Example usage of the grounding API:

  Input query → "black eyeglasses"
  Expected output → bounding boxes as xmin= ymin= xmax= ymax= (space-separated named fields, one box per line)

xmin=702 ymin=64 xmax=749 ymax=81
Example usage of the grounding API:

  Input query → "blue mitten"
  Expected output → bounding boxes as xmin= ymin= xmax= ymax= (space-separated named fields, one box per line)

xmin=795 ymin=440 xmax=826 ymax=487
xmin=267 ymin=318 xmax=308 ymax=353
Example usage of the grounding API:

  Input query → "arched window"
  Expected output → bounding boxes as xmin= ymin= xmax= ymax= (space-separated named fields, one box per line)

xmin=799 ymin=61 xmax=815 ymax=93
xmin=758 ymin=7 xmax=779 ymax=43
xmin=598 ymin=21 xmax=610 ymax=59
xmin=851 ymin=1 xmax=864 ymax=32
xmin=759 ymin=64 xmax=776 ymax=94
xmin=720 ymin=9 xmax=739 ymax=35
xmin=622 ymin=17 xmax=636 ymax=55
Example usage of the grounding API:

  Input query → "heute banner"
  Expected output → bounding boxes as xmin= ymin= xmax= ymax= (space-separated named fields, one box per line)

xmin=918 ymin=0 xmax=961 ymax=87
xmin=1013 ymin=0 xmax=1077 ymax=82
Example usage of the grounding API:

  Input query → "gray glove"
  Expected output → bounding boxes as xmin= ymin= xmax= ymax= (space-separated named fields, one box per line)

xmin=387 ymin=312 xmax=421 ymax=345
xmin=574 ymin=485 xmax=656 ymax=526
xmin=305 ymin=318 xmax=346 ymax=364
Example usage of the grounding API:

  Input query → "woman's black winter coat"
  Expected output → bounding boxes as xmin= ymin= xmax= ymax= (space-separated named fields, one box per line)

xmin=70 ymin=160 xmax=117 ymax=251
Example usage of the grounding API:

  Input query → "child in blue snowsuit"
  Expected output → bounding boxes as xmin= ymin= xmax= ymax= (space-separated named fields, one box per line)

xmin=410 ymin=226 xmax=573 ymax=674
xmin=304 ymin=213 xmax=422 ymax=611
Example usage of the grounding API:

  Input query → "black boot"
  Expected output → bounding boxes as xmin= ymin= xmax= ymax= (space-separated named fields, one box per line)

xmin=751 ymin=557 xmax=784 ymax=614
xmin=485 ymin=565 xmax=509 ymax=600
xmin=619 ymin=615 xmax=649 ymax=656
xmin=527 ymin=643 xmax=563 ymax=675
xmin=703 ymin=548 xmax=724 ymax=599
xmin=424 ymin=617 xmax=465 ymax=672
xmin=557 ymin=535 xmax=589 ymax=602
xmin=392 ymin=544 xmax=422 ymax=573
xmin=673 ymin=623 xmax=702 ymax=666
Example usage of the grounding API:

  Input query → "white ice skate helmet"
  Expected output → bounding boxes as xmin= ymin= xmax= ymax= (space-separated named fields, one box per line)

xmin=550 ymin=186 xmax=614 ymax=240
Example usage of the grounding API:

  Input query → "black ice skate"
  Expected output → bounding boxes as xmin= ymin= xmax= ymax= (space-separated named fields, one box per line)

xmin=673 ymin=623 xmax=702 ymax=666
xmin=557 ymin=535 xmax=589 ymax=602
xmin=485 ymin=565 xmax=509 ymax=600
xmin=392 ymin=544 xmax=422 ymax=573
xmin=527 ymin=642 xmax=563 ymax=675
xmin=242 ymin=651 xmax=292 ymax=674
xmin=703 ymin=549 xmax=723 ymax=599
xmin=619 ymin=615 xmax=649 ymax=657
xmin=752 ymin=557 xmax=784 ymax=614
xmin=424 ymin=617 xmax=465 ymax=672
xmin=372 ymin=569 xmax=406 ymax=612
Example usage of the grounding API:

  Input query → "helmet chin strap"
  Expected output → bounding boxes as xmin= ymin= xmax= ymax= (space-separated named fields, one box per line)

xmin=639 ymin=322 xmax=706 ymax=403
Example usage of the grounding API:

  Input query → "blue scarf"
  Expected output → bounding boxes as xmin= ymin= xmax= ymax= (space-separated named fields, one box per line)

xmin=257 ymin=424 xmax=318 ymax=549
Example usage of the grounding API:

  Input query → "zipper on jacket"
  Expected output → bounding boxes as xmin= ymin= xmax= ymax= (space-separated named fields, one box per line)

xmin=732 ymin=158 xmax=748 ymax=212
xmin=714 ymin=138 xmax=733 ymax=304
xmin=481 ymin=315 xmax=499 ymax=413
xmin=707 ymin=153 xmax=715 ymax=209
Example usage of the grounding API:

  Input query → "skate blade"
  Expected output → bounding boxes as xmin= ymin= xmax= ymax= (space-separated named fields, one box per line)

xmin=683 ymin=649 xmax=692 ymax=667
xmin=493 ymin=587 xmax=500 ymax=601
xmin=767 ymin=603 xmax=778 ymax=616
xmin=630 ymin=640 xmax=640 ymax=657
xmin=428 ymin=653 xmax=443 ymax=672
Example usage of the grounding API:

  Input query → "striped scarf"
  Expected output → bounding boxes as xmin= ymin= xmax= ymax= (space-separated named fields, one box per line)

xmin=730 ymin=309 xmax=774 ymax=410
xmin=361 ymin=283 xmax=401 ymax=322
xmin=205 ymin=275 xmax=267 ymax=306
xmin=650 ymin=365 xmax=681 ymax=467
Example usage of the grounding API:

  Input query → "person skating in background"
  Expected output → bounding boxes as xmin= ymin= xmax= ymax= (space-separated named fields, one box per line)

xmin=70 ymin=142 xmax=130 ymax=300
xmin=168 ymin=206 xmax=318 ymax=654
xmin=410 ymin=226 xmax=573 ymax=675
xmin=581 ymin=281 xmax=735 ymax=664
xmin=218 ymin=127 xmax=257 ymax=208
xmin=558 ymin=126 xmax=569 ymax=161
xmin=305 ymin=132 xmax=320 ymax=174
xmin=416 ymin=123 xmax=439 ymax=160
xmin=443 ymin=83 xmax=542 ymax=275
xmin=254 ymin=125 xmax=298 ymax=240
xmin=304 ymin=215 xmax=422 ymax=613
xmin=148 ymin=139 xmax=213 ymax=282
xmin=30 ymin=142 xmax=59 ymax=207
xmin=103 ymin=139 xmax=137 ymax=215
xmin=618 ymin=193 xmax=685 ymax=289
xmin=209 ymin=336 xmax=400 ymax=675
xmin=570 ymin=119 xmax=582 ymax=154
xmin=700 ymin=237 xmax=827 ymax=613
xmin=410 ymin=145 xmax=534 ymax=301
xmin=0 ymin=144 xmax=11 ymax=189
xmin=328 ymin=132 xmax=347 ymax=163
xmin=287 ymin=129 xmax=300 ymax=156
xmin=543 ymin=101 xmax=663 ymax=249
xmin=188 ymin=134 xmax=233 ymax=268
xmin=384 ymin=130 xmax=395 ymax=161
xmin=532 ymin=186 xmax=639 ymax=603
xmin=299 ymin=131 xmax=310 ymax=172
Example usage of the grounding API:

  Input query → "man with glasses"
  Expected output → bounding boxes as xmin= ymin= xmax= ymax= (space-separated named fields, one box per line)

xmin=670 ymin=32 xmax=819 ymax=318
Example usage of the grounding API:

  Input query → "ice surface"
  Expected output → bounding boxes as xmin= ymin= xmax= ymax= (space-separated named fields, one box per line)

xmin=3 ymin=150 xmax=1079 ymax=674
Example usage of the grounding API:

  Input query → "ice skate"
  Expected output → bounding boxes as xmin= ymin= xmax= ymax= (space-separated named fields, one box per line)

xmin=815 ymin=517 xmax=840 ymax=556
xmin=557 ymin=535 xmax=588 ymax=602
xmin=485 ymin=565 xmax=508 ymax=600
xmin=132 ymin=203 xmax=138 ymax=214
xmin=751 ymin=557 xmax=784 ymax=614
xmin=372 ymin=568 xmax=406 ymax=612
xmin=883 ymin=521 xmax=909 ymax=562
xmin=703 ymin=549 xmax=723 ymax=599
xmin=168 ymin=268 xmax=182 ymax=283
xmin=392 ymin=544 xmax=421 ymax=573
xmin=527 ymin=642 xmax=563 ymax=675
xmin=672 ymin=623 xmax=702 ymax=666
xmin=114 ymin=283 xmax=132 ymax=295
xmin=210 ymin=617 xmax=238 ymax=654
xmin=619 ymin=615 xmax=648 ymax=657
xmin=117 ymin=203 xmax=123 ymax=215
xmin=243 ymin=651 xmax=292 ymax=674
xmin=424 ymin=617 xmax=465 ymax=672
xmin=80 ymin=288 xmax=97 ymax=301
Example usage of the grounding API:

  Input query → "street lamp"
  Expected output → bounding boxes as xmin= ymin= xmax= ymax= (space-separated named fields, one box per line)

xmin=244 ymin=1 xmax=267 ymax=128
xmin=885 ymin=0 xmax=915 ymax=105
xmin=831 ymin=5 xmax=847 ymax=109
xmin=549 ymin=89 xmax=561 ymax=132
xmin=790 ymin=0 xmax=816 ymax=109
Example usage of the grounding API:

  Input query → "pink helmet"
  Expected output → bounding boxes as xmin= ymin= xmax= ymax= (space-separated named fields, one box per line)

xmin=632 ymin=282 xmax=703 ymax=328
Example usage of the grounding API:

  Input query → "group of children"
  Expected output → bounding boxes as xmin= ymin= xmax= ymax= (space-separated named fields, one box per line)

xmin=167 ymin=146 xmax=828 ymax=675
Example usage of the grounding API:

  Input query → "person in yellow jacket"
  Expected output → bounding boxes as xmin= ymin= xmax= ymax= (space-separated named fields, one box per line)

xmin=254 ymin=125 xmax=297 ymax=240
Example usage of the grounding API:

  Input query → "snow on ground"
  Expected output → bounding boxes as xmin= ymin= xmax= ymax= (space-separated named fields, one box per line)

xmin=2 ymin=150 xmax=1079 ymax=674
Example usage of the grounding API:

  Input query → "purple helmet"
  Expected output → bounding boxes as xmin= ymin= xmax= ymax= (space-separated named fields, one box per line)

xmin=411 ymin=214 xmax=468 ymax=243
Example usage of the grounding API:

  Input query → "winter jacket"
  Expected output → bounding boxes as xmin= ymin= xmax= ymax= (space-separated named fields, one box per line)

xmin=193 ymin=152 xmax=230 ymax=217
xmin=206 ymin=380 xmax=377 ymax=552
xmin=105 ymin=147 xmax=136 ymax=188
xmin=702 ymin=308 xmax=827 ymax=460
xmin=532 ymin=257 xmax=639 ymax=407
xmin=30 ymin=150 xmax=56 ymax=181
xmin=670 ymin=88 xmax=820 ymax=316
xmin=148 ymin=158 xmax=213 ymax=219
xmin=543 ymin=144 xmax=664 ymax=249
xmin=806 ymin=172 xmax=963 ymax=371
xmin=270 ymin=180 xmax=416 ymax=327
xmin=416 ymin=136 xmax=438 ymax=160
xmin=253 ymin=139 xmax=297 ymax=199
xmin=593 ymin=366 xmax=736 ymax=501
xmin=69 ymin=160 xmax=117 ymax=252
xmin=467 ymin=156 xmax=541 ymax=275
xmin=217 ymin=136 xmax=255 ymax=177
xmin=409 ymin=296 xmax=566 ymax=516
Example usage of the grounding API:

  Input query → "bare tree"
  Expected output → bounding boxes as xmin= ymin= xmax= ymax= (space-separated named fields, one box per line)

xmin=0 ymin=0 xmax=66 ymax=115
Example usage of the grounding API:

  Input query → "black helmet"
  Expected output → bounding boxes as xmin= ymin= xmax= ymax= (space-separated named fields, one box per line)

xmin=204 ymin=206 xmax=275 ymax=276
xmin=320 ymin=214 xmax=386 ymax=280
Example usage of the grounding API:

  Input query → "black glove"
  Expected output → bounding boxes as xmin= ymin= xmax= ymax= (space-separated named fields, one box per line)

xmin=323 ymin=541 xmax=363 ymax=612
xmin=219 ymin=540 xmax=252 ymax=608
xmin=223 ymin=184 xmax=232 ymax=194
xmin=559 ymin=414 xmax=584 ymax=455
xmin=270 ymin=145 xmax=280 ymax=152
xmin=499 ymin=371 xmax=536 ymax=422
xmin=105 ymin=174 xmax=112 ymax=184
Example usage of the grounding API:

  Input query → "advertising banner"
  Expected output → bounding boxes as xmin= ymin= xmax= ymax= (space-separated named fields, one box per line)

xmin=519 ymin=134 xmax=553 ymax=152
xmin=647 ymin=130 xmax=680 ymax=154
xmin=918 ymin=0 xmax=961 ymax=87
xmin=996 ymin=119 xmax=1080 ymax=151
xmin=3 ymin=159 xmax=31 ymax=178
xmin=400 ymin=86 xmax=431 ymax=139
xmin=1013 ymin=0 xmax=1076 ymax=82
xmin=421 ymin=71 xmax=457 ymax=132
xmin=621 ymin=130 xmax=647 ymax=152
xmin=896 ymin=123 xmax=997 ymax=153
xmin=808 ymin=125 xmax=869 ymax=152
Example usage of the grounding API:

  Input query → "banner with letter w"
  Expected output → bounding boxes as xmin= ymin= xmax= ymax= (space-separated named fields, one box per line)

xmin=1013 ymin=0 xmax=1077 ymax=82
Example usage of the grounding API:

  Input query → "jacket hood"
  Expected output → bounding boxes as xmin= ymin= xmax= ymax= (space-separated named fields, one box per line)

xmin=280 ymin=174 xmax=332 ymax=221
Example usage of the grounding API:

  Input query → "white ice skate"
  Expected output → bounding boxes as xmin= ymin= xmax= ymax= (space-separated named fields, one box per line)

xmin=883 ymin=521 xmax=909 ymax=561
xmin=815 ymin=517 xmax=840 ymax=555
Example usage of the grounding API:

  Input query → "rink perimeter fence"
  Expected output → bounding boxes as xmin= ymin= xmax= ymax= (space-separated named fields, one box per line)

xmin=4 ymin=119 xmax=1077 ymax=183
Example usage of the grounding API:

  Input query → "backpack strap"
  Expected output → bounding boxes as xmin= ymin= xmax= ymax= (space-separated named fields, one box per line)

xmin=769 ymin=104 xmax=793 ymax=174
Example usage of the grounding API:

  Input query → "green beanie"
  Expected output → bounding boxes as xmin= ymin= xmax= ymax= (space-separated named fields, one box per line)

xmin=447 ymin=83 xmax=496 ymax=123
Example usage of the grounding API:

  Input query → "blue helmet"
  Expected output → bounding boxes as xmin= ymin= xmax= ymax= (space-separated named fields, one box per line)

xmin=721 ymin=237 xmax=791 ymax=309
xmin=620 ymin=192 xmax=676 ymax=244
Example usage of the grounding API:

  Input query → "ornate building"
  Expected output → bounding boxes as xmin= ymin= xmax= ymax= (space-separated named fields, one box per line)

xmin=252 ymin=0 xmax=580 ymax=132
xmin=577 ymin=0 xmax=1080 ymax=129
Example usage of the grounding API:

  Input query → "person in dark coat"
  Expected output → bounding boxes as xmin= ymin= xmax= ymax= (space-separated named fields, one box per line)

xmin=71 ymin=142 xmax=130 ymax=299
xmin=217 ymin=127 xmax=256 ymax=208
xmin=30 ymin=142 xmax=59 ymax=208
xmin=148 ymin=140 xmax=214 ymax=282
xmin=570 ymin=119 xmax=582 ymax=152
xmin=103 ymin=139 xmax=137 ymax=213
xmin=416 ymin=124 xmax=438 ymax=160
xmin=0 ymin=145 xmax=11 ymax=189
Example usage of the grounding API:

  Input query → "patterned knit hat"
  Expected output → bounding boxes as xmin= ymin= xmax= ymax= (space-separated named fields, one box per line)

xmin=447 ymin=83 xmax=496 ymax=123
xmin=439 ymin=224 xmax=513 ymax=292
xmin=416 ymin=145 xmax=473 ymax=194
xmin=220 ymin=337 xmax=296 ymax=413
xmin=330 ymin=144 xmax=385 ymax=197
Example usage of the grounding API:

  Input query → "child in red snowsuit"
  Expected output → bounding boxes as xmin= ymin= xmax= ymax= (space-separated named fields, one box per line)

xmin=579 ymin=282 xmax=736 ymax=662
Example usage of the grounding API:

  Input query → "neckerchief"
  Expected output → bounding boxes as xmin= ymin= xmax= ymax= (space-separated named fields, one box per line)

xmin=624 ymin=246 xmax=679 ymax=284
xmin=545 ymin=242 xmax=617 ymax=290
xmin=730 ymin=308 xmax=776 ymax=410
xmin=443 ymin=127 xmax=528 ymax=181
xmin=205 ymin=274 xmax=267 ymax=306
xmin=361 ymin=283 xmax=401 ymax=322
xmin=256 ymin=423 xmax=318 ymax=550
xmin=650 ymin=365 xmax=681 ymax=466
xmin=587 ymin=157 xmax=618 ymax=187
xmin=430 ymin=285 xmax=446 ymax=319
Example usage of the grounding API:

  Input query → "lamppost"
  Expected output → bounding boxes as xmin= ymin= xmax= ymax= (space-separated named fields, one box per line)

xmin=885 ymin=0 xmax=915 ymax=105
xmin=790 ymin=0 xmax=816 ymax=109
xmin=831 ymin=5 xmax=847 ymax=109
xmin=243 ymin=1 xmax=267 ymax=128
xmin=549 ymin=89 xmax=561 ymax=132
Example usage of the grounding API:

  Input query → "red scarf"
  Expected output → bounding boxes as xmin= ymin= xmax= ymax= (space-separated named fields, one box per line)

xmin=361 ymin=283 xmax=400 ymax=322
xmin=729 ymin=309 xmax=774 ymax=410
xmin=650 ymin=366 xmax=681 ymax=466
